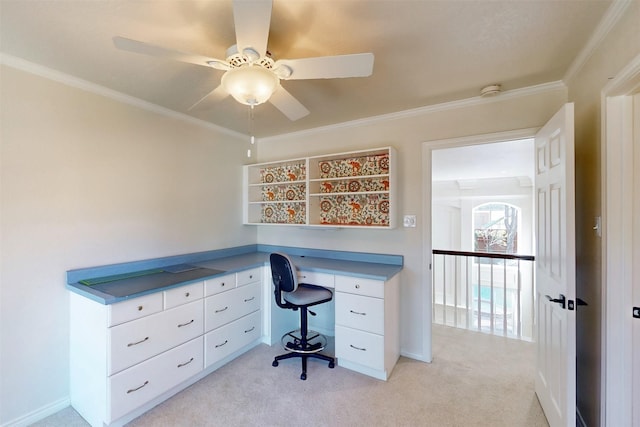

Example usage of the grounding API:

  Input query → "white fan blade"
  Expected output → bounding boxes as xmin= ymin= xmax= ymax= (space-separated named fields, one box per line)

xmin=233 ymin=0 xmax=272 ymax=58
xmin=113 ymin=36 xmax=229 ymax=69
xmin=274 ymin=53 xmax=374 ymax=80
xmin=269 ymin=86 xmax=310 ymax=121
xmin=188 ymin=85 xmax=229 ymax=111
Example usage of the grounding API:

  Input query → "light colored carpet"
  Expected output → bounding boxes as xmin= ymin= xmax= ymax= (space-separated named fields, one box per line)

xmin=31 ymin=325 xmax=548 ymax=426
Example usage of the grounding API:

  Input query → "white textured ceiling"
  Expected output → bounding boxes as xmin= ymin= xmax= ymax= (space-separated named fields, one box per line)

xmin=0 ymin=0 xmax=612 ymax=137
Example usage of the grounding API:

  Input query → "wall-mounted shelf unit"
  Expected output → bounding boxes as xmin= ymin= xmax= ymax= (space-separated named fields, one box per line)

xmin=243 ymin=147 xmax=396 ymax=228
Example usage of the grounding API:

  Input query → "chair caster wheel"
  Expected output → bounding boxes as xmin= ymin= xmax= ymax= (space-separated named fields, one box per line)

xmin=300 ymin=373 xmax=307 ymax=380
xmin=272 ymin=360 xmax=278 ymax=367
xmin=328 ymin=361 xmax=335 ymax=369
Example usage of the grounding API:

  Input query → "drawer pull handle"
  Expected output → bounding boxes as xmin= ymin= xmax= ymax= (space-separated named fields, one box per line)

xmin=350 ymin=344 xmax=367 ymax=351
xmin=355 ymin=284 xmax=360 ymax=289
xmin=185 ymin=292 xmax=190 ymax=297
xmin=127 ymin=337 xmax=149 ymax=347
xmin=127 ymin=380 xmax=149 ymax=394
xmin=177 ymin=319 xmax=194 ymax=328
xmin=249 ymin=275 xmax=253 ymax=279
xmin=244 ymin=297 xmax=255 ymax=302
xmin=215 ymin=340 xmax=228 ymax=348
xmin=350 ymin=310 xmax=366 ymax=316
xmin=221 ymin=282 xmax=225 ymax=287
xmin=244 ymin=326 xmax=255 ymax=333
xmin=177 ymin=357 xmax=194 ymax=368
xmin=137 ymin=305 xmax=144 ymax=311
xmin=215 ymin=306 xmax=229 ymax=313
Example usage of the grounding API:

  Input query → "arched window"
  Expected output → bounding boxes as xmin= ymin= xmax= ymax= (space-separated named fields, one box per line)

xmin=473 ymin=203 xmax=520 ymax=254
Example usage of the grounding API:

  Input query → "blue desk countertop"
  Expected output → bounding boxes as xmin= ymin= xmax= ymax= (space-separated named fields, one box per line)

xmin=66 ymin=245 xmax=403 ymax=305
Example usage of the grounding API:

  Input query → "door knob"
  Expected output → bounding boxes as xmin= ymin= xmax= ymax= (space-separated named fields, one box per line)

xmin=545 ymin=294 xmax=566 ymax=309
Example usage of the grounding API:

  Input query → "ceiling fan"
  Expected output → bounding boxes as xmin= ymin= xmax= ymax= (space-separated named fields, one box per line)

xmin=113 ymin=0 xmax=375 ymax=121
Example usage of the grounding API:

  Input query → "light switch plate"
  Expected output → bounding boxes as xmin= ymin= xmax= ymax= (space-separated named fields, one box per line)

xmin=403 ymin=215 xmax=416 ymax=228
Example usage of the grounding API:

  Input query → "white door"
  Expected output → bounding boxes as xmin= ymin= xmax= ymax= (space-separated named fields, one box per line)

xmin=534 ymin=103 xmax=576 ymax=427
xmin=633 ymin=92 xmax=640 ymax=427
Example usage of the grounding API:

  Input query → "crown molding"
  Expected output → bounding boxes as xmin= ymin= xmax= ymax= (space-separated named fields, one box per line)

xmin=563 ymin=0 xmax=633 ymax=84
xmin=261 ymin=81 xmax=565 ymax=143
xmin=0 ymin=53 xmax=246 ymax=140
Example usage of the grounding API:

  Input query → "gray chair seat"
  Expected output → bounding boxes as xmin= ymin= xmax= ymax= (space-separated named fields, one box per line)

xmin=284 ymin=284 xmax=332 ymax=306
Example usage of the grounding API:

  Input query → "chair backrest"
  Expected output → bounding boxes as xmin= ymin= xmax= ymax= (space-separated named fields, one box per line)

xmin=270 ymin=252 xmax=298 ymax=308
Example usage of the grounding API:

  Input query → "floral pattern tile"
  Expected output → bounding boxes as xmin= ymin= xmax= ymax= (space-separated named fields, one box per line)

xmin=261 ymin=203 xmax=306 ymax=224
xmin=319 ymin=194 xmax=389 ymax=226
xmin=261 ymin=163 xmax=306 ymax=183
xmin=318 ymin=153 xmax=389 ymax=179
xmin=261 ymin=184 xmax=306 ymax=201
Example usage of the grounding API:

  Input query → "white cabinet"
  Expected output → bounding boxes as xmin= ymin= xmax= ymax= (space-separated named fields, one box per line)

xmin=334 ymin=273 xmax=400 ymax=380
xmin=243 ymin=147 xmax=396 ymax=228
xmin=204 ymin=268 xmax=262 ymax=368
xmin=108 ymin=300 xmax=204 ymax=375
xmin=107 ymin=337 xmax=203 ymax=422
xmin=70 ymin=267 xmax=262 ymax=427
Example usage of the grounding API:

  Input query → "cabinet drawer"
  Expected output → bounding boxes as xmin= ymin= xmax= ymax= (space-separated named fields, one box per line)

xmin=236 ymin=267 xmax=261 ymax=287
xmin=298 ymin=271 xmax=335 ymax=288
xmin=109 ymin=300 xmax=203 ymax=375
xmin=204 ymin=282 xmax=261 ymax=332
xmin=108 ymin=293 xmax=163 ymax=327
xmin=335 ymin=275 xmax=384 ymax=298
xmin=336 ymin=292 xmax=384 ymax=334
xmin=204 ymin=273 xmax=235 ymax=297
xmin=108 ymin=336 xmax=203 ymax=423
xmin=335 ymin=325 xmax=384 ymax=371
xmin=205 ymin=311 xmax=261 ymax=367
xmin=164 ymin=282 xmax=203 ymax=309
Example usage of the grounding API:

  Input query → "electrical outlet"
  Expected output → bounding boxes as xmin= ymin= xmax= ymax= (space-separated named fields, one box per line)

xmin=403 ymin=215 xmax=416 ymax=228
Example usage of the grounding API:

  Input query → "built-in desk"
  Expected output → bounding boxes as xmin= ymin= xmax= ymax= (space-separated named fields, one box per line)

xmin=67 ymin=245 xmax=402 ymax=427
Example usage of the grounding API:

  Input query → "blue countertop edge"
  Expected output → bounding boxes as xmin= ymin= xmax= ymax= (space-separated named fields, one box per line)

xmin=66 ymin=245 xmax=403 ymax=305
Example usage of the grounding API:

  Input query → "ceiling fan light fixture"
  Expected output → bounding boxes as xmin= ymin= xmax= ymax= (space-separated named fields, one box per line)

xmin=273 ymin=64 xmax=293 ymax=79
xmin=242 ymin=47 xmax=260 ymax=63
xmin=207 ymin=59 xmax=230 ymax=71
xmin=221 ymin=65 xmax=280 ymax=106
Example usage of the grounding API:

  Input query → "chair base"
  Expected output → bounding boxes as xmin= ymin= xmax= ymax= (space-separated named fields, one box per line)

xmin=280 ymin=329 xmax=327 ymax=353
xmin=273 ymin=329 xmax=335 ymax=380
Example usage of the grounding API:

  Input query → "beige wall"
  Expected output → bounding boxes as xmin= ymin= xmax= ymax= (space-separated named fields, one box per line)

xmin=256 ymin=88 xmax=566 ymax=359
xmin=565 ymin=3 xmax=640 ymax=426
xmin=0 ymin=65 xmax=255 ymax=424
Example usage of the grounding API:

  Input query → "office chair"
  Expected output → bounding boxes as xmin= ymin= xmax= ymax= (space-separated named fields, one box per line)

xmin=270 ymin=252 xmax=335 ymax=380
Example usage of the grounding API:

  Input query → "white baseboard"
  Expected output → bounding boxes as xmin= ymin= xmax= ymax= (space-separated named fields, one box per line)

xmin=400 ymin=349 xmax=430 ymax=362
xmin=2 ymin=397 xmax=70 ymax=427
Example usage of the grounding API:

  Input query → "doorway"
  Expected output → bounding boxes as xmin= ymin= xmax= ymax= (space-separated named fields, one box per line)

xmin=430 ymin=137 xmax=536 ymax=340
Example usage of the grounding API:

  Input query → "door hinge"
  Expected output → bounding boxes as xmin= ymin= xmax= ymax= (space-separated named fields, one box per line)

xmin=568 ymin=300 xmax=574 ymax=310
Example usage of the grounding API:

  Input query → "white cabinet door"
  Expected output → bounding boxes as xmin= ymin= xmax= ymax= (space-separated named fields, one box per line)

xmin=109 ymin=300 xmax=203 ymax=375
xmin=204 ymin=311 xmax=261 ymax=367
xmin=204 ymin=282 xmax=261 ymax=332
xmin=335 ymin=325 xmax=384 ymax=370
xmin=108 ymin=337 xmax=203 ymax=423
xmin=335 ymin=292 xmax=384 ymax=334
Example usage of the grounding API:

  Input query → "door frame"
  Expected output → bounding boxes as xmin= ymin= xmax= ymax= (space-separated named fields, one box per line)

xmin=601 ymin=52 xmax=640 ymax=426
xmin=421 ymin=127 xmax=538 ymax=363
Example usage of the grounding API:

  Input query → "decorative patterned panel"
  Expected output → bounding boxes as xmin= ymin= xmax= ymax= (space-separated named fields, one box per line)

xmin=319 ymin=177 xmax=390 ymax=194
xmin=319 ymin=194 xmax=390 ymax=226
xmin=318 ymin=153 xmax=389 ymax=179
xmin=261 ymin=184 xmax=306 ymax=201
xmin=260 ymin=163 xmax=306 ymax=183
xmin=261 ymin=203 xmax=306 ymax=224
